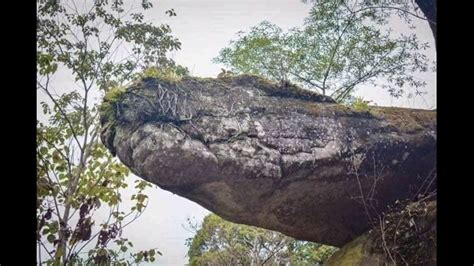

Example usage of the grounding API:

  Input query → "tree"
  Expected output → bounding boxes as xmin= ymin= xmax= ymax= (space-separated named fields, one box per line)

xmin=306 ymin=0 xmax=436 ymax=48
xmin=186 ymin=214 xmax=337 ymax=266
xmin=214 ymin=1 xmax=431 ymax=102
xmin=36 ymin=0 xmax=183 ymax=264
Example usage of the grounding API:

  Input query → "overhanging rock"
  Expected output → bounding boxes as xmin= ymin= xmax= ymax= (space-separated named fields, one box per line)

xmin=100 ymin=74 xmax=436 ymax=247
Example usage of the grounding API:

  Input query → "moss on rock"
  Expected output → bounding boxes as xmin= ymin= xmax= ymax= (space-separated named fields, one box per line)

xmin=100 ymin=86 xmax=127 ymax=125
xmin=139 ymin=66 xmax=186 ymax=83
xmin=325 ymin=234 xmax=386 ymax=266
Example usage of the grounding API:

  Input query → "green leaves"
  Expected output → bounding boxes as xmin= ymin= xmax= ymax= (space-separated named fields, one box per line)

xmin=37 ymin=53 xmax=58 ymax=75
xmin=38 ymin=0 xmax=182 ymax=90
xmin=187 ymin=214 xmax=338 ymax=265
xmin=214 ymin=1 xmax=431 ymax=102
xmin=37 ymin=0 xmax=179 ymax=264
xmin=214 ymin=21 xmax=292 ymax=83
xmin=136 ymin=65 xmax=189 ymax=83
xmin=47 ymin=234 xmax=56 ymax=244
xmin=133 ymin=248 xmax=162 ymax=263
xmin=39 ymin=146 xmax=48 ymax=155
xmin=348 ymin=96 xmax=373 ymax=112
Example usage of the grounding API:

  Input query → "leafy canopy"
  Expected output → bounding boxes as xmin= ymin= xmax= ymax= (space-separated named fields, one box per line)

xmin=186 ymin=214 xmax=337 ymax=266
xmin=214 ymin=1 xmax=431 ymax=102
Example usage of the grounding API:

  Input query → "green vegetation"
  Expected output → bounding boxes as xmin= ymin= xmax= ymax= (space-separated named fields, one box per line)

xmin=100 ymin=86 xmax=127 ymax=127
xmin=137 ymin=65 xmax=189 ymax=83
xmin=37 ymin=0 xmax=181 ymax=264
xmin=37 ymin=0 xmax=435 ymax=264
xmin=349 ymin=96 xmax=373 ymax=112
xmin=104 ymin=86 xmax=128 ymax=104
xmin=214 ymin=1 xmax=432 ymax=102
xmin=186 ymin=214 xmax=338 ymax=265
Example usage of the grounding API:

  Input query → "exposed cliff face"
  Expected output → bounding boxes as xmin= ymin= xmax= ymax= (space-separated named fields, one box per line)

xmin=100 ymin=74 xmax=436 ymax=247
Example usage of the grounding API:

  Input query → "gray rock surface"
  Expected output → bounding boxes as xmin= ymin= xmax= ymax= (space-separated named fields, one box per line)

xmin=100 ymin=75 xmax=436 ymax=247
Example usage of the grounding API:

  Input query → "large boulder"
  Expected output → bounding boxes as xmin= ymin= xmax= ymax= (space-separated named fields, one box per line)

xmin=100 ymin=74 xmax=436 ymax=247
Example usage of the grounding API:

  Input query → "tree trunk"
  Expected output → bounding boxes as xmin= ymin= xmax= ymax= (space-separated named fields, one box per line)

xmin=100 ymin=75 xmax=436 ymax=247
xmin=415 ymin=0 xmax=437 ymax=47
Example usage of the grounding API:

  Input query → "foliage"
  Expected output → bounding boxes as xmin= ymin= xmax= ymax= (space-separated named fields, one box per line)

xmin=214 ymin=1 xmax=431 ymax=102
xmin=186 ymin=214 xmax=338 ymax=265
xmin=289 ymin=241 xmax=339 ymax=264
xmin=136 ymin=64 xmax=189 ymax=83
xmin=348 ymin=96 xmax=374 ymax=112
xmin=304 ymin=0 xmax=436 ymax=27
xmin=104 ymin=86 xmax=127 ymax=104
xmin=37 ymin=0 xmax=181 ymax=264
xmin=99 ymin=86 xmax=127 ymax=127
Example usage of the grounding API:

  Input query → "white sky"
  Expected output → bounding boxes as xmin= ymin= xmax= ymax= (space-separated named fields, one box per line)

xmin=37 ymin=0 xmax=436 ymax=265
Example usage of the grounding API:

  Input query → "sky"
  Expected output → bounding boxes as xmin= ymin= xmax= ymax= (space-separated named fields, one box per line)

xmin=37 ymin=0 xmax=436 ymax=265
